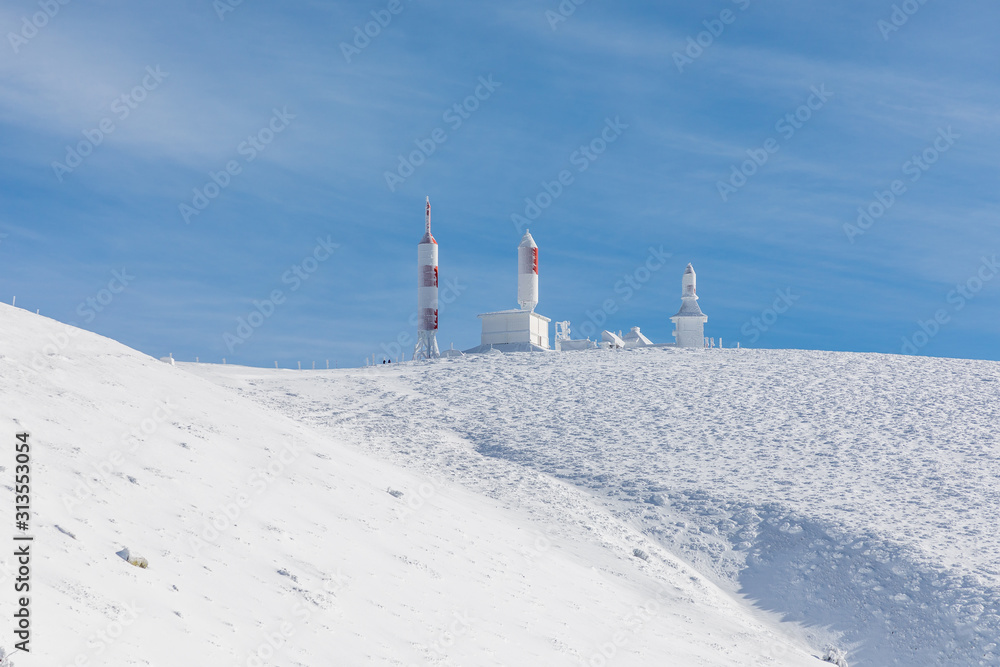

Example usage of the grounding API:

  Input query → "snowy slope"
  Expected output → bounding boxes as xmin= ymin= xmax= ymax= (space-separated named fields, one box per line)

xmin=190 ymin=346 xmax=1000 ymax=666
xmin=0 ymin=303 xmax=822 ymax=666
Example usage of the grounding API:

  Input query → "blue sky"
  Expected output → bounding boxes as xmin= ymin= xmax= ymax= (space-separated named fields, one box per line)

xmin=2 ymin=0 xmax=998 ymax=367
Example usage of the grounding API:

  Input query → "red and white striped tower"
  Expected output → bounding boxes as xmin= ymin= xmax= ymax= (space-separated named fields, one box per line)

xmin=414 ymin=197 xmax=440 ymax=360
xmin=517 ymin=230 xmax=538 ymax=311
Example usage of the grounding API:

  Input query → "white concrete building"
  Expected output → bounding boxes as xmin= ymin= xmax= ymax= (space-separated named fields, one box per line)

xmin=670 ymin=263 xmax=708 ymax=348
xmin=477 ymin=309 xmax=551 ymax=350
xmin=466 ymin=230 xmax=551 ymax=353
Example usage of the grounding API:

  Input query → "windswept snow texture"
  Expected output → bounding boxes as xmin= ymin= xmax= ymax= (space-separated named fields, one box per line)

xmin=0 ymin=305 xmax=821 ymax=665
xmin=193 ymin=348 xmax=1000 ymax=666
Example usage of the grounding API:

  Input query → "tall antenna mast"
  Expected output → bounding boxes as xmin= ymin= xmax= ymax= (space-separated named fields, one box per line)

xmin=414 ymin=197 xmax=440 ymax=360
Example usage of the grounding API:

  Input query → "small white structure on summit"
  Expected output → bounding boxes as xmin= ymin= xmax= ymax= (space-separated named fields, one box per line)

xmin=440 ymin=342 xmax=464 ymax=358
xmin=414 ymin=197 xmax=440 ymax=360
xmin=467 ymin=230 xmax=551 ymax=353
xmin=670 ymin=263 xmax=708 ymax=348
xmin=555 ymin=321 xmax=596 ymax=351
xmin=622 ymin=326 xmax=653 ymax=348
xmin=601 ymin=330 xmax=625 ymax=349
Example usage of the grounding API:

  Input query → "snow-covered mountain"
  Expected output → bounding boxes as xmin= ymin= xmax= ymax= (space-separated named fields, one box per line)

xmin=3 ymin=301 xmax=997 ymax=665
xmin=190 ymin=347 xmax=1000 ymax=666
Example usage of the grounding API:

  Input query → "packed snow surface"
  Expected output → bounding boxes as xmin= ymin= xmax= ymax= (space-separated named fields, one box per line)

xmin=0 ymin=305 xmax=821 ymax=665
xmin=193 ymin=345 xmax=1000 ymax=666
xmin=4 ymin=302 xmax=999 ymax=665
